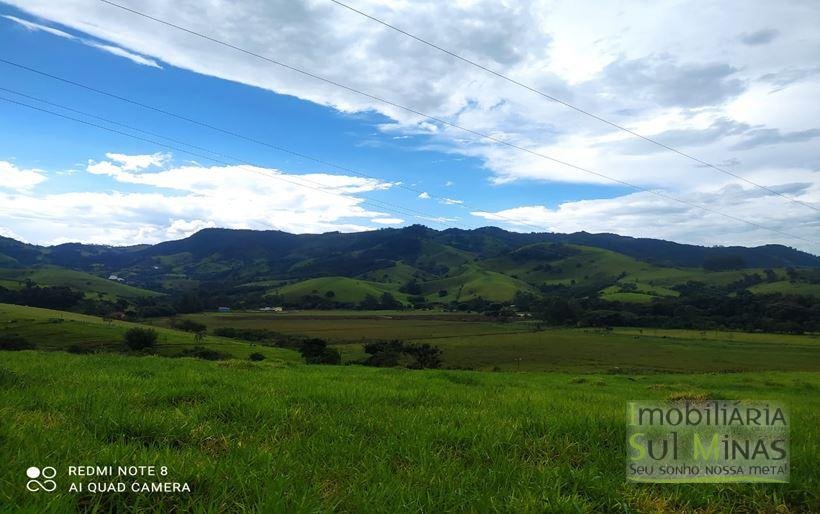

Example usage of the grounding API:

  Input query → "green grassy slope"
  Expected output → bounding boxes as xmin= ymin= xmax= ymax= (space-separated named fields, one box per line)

xmin=274 ymin=276 xmax=406 ymax=304
xmin=421 ymin=265 xmax=536 ymax=302
xmin=359 ymin=262 xmax=425 ymax=284
xmin=0 ymin=303 xmax=298 ymax=361
xmin=483 ymin=244 xmax=820 ymax=302
xmin=0 ymin=267 xmax=162 ymax=300
xmin=1 ymin=352 xmax=817 ymax=512
xmin=749 ymin=281 xmax=820 ymax=296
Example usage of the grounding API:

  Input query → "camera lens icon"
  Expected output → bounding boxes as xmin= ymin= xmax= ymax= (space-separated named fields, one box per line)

xmin=26 ymin=466 xmax=57 ymax=492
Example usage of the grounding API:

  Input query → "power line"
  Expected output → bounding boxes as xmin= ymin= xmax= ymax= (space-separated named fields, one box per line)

xmin=2 ymin=62 xmax=813 ymax=246
xmin=328 ymin=0 xmax=820 ymax=214
xmin=0 ymin=93 xmax=451 ymax=227
xmin=0 ymin=88 xmax=812 ymax=253
xmin=84 ymin=0 xmax=819 ymax=244
xmin=0 ymin=58 xmax=543 ymax=232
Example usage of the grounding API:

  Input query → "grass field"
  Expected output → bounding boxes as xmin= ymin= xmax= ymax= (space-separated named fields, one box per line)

xmin=0 ymin=351 xmax=817 ymax=512
xmin=0 ymin=304 xmax=298 ymax=362
xmin=0 ymin=267 xmax=162 ymax=301
xmin=154 ymin=311 xmax=820 ymax=373
xmin=274 ymin=276 xmax=406 ymax=304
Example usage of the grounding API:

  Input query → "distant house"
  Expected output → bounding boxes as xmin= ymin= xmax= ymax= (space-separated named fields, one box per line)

xmin=108 ymin=274 xmax=125 ymax=282
xmin=217 ymin=307 xmax=231 ymax=313
xmin=259 ymin=306 xmax=284 ymax=312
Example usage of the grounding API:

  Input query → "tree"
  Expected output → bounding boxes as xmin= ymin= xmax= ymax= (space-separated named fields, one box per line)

xmin=298 ymin=338 xmax=341 ymax=364
xmin=379 ymin=292 xmax=401 ymax=309
xmin=123 ymin=327 xmax=158 ymax=351
xmin=175 ymin=291 xmax=204 ymax=313
xmin=359 ymin=294 xmax=381 ymax=310
xmin=361 ymin=339 xmax=442 ymax=369
xmin=702 ymin=255 xmax=745 ymax=271
xmin=405 ymin=343 xmax=442 ymax=369
xmin=399 ymin=279 xmax=422 ymax=295
xmin=173 ymin=319 xmax=207 ymax=333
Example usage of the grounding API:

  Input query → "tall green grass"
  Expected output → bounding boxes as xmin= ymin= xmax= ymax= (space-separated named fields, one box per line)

xmin=0 ymin=352 xmax=817 ymax=512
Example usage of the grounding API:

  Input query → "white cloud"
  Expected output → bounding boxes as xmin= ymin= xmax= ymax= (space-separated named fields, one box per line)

xmin=11 ymin=0 xmax=808 ymax=192
xmin=87 ymin=152 xmax=171 ymax=180
xmin=86 ymin=160 xmax=121 ymax=176
xmin=471 ymin=183 xmax=820 ymax=253
xmin=370 ymin=217 xmax=404 ymax=225
xmin=3 ymin=1 xmax=819 ymax=248
xmin=417 ymin=192 xmax=431 ymax=199
xmin=0 ymin=161 xmax=47 ymax=190
xmin=440 ymin=197 xmax=463 ymax=205
xmin=0 ymin=153 xmax=400 ymax=245
xmin=84 ymin=42 xmax=162 ymax=68
xmin=2 ymin=14 xmax=74 ymax=39
xmin=165 ymin=218 xmax=217 ymax=240
xmin=0 ymin=225 xmax=28 ymax=242
xmin=2 ymin=13 xmax=161 ymax=68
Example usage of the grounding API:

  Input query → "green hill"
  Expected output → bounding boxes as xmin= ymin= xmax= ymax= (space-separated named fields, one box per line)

xmin=0 ymin=266 xmax=162 ymax=301
xmin=1 ymin=229 xmax=818 ymax=315
xmin=275 ymin=276 xmax=406 ymax=304
xmin=0 ymin=303 xmax=298 ymax=361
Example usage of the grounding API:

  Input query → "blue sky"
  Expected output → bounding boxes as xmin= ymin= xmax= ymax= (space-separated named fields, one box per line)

xmin=0 ymin=1 xmax=818 ymax=252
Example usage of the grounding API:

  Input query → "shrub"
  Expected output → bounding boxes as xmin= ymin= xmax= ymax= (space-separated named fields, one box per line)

xmin=362 ymin=339 xmax=442 ymax=369
xmin=212 ymin=327 xmax=301 ymax=347
xmin=405 ymin=343 xmax=443 ymax=370
xmin=248 ymin=352 xmax=266 ymax=361
xmin=173 ymin=319 xmax=207 ymax=333
xmin=0 ymin=334 xmax=37 ymax=351
xmin=298 ymin=338 xmax=341 ymax=365
xmin=178 ymin=346 xmax=229 ymax=361
xmin=123 ymin=327 xmax=158 ymax=351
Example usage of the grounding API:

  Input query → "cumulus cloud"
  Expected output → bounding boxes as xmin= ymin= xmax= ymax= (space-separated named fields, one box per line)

xmin=417 ymin=192 xmax=431 ymax=199
xmin=5 ymin=1 xmax=818 ymax=186
xmin=601 ymin=57 xmax=746 ymax=109
xmin=0 ymin=161 xmax=47 ymax=190
xmin=731 ymin=128 xmax=820 ymax=150
xmin=471 ymin=182 xmax=820 ymax=253
xmin=759 ymin=67 xmax=820 ymax=91
xmin=0 ymin=153 xmax=403 ymax=245
xmin=87 ymin=152 xmax=170 ymax=175
xmin=611 ymin=118 xmax=752 ymax=155
xmin=3 ymin=1 xmax=820 ymax=248
xmin=740 ymin=29 xmax=779 ymax=46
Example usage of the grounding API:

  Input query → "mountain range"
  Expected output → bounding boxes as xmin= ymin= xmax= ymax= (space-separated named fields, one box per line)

xmin=1 ymin=226 xmax=818 ymax=305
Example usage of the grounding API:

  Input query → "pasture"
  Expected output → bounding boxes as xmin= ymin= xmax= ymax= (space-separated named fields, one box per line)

xmin=154 ymin=311 xmax=820 ymax=373
xmin=0 ymin=352 xmax=817 ymax=512
xmin=0 ymin=303 xmax=298 ymax=362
